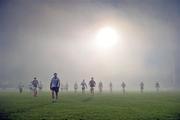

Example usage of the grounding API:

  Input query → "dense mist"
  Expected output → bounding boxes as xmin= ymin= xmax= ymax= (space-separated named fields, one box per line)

xmin=0 ymin=0 xmax=180 ymax=91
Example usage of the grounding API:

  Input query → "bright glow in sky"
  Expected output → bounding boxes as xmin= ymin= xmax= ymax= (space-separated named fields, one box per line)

xmin=95 ymin=27 xmax=119 ymax=50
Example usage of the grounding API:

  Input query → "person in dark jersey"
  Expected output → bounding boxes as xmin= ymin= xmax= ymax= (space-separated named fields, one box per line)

xmin=50 ymin=73 xmax=60 ymax=102
xmin=89 ymin=77 xmax=96 ymax=95
xmin=32 ymin=77 xmax=39 ymax=97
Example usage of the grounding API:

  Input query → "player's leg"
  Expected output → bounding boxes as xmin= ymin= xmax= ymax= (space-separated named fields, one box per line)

xmin=20 ymin=88 xmax=22 ymax=93
xmin=82 ymin=88 xmax=85 ymax=94
xmin=33 ymin=88 xmax=36 ymax=97
xmin=55 ymin=87 xmax=59 ymax=100
xmin=52 ymin=89 xmax=55 ymax=99
xmin=36 ymin=87 xmax=38 ymax=96
xmin=55 ymin=91 xmax=58 ymax=100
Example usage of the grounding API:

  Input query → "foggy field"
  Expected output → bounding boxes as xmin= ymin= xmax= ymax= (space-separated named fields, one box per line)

xmin=1 ymin=1 xmax=180 ymax=120
xmin=0 ymin=92 xmax=180 ymax=120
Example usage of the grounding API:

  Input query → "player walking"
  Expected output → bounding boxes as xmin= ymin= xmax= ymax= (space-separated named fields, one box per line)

xmin=89 ymin=77 xmax=96 ymax=95
xmin=109 ymin=82 xmax=112 ymax=93
xmin=50 ymin=73 xmax=60 ymax=102
xmin=121 ymin=81 xmax=126 ymax=95
xmin=65 ymin=83 xmax=68 ymax=92
xmin=155 ymin=82 xmax=160 ymax=93
xmin=140 ymin=81 xmax=144 ymax=93
xmin=81 ymin=80 xmax=87 ymax=94
xmin=32 ymin=77 xmax=39 ymax=97
xmin=98 ymin=81 xmax=103 ymax=93
xmin=74 ymin=82 xmax=78 ymax=93
xmin=18 ymin=82 xmax=24 ymax=94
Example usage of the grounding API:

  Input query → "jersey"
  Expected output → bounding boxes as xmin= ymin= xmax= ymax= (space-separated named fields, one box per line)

xmin=32 ymin=80 xmax=38 ymax=88
xmin=121 ymin=82 xmax=126 ymax=88
xmin=140 ymin=82 xmax=144 ymax=89
xmin=81 ymin=81 xmax=87 ymax=89
xmin=50 ymin=77 xmax=60 ymax=88
xmin=89 ymin=80 xmax=96 ymax=87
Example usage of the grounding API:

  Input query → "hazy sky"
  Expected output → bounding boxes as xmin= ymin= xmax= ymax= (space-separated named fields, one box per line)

xmin=0 ymin=0 xmax=180 ymax=90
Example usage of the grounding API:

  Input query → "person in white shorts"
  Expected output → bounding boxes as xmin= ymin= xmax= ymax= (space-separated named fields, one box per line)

xmin=81 ymin=80 xmax=87 ymax=94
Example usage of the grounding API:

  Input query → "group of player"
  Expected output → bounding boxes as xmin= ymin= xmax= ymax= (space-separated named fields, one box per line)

xmin=18 ymin=73 xmax=160 ymax=102
xmin=75 ymin=81 xmax=160 ymax=95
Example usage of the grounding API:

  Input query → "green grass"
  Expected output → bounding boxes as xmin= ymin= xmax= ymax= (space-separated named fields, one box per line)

xmin=0 ymin=91 xmax=180 ymax=120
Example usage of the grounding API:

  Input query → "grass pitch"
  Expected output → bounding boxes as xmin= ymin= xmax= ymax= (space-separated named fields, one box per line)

xmin=0 ymin=91 xmax=180 ymax=120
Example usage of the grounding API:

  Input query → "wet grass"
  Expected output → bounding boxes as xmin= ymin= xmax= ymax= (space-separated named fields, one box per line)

xmin=0 ymin=91 xmax=180 ymax=120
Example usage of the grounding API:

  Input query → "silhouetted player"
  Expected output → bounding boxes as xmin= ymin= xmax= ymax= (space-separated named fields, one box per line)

xmin=98 ymin=81 xmax=103 ymax=93
xmin=109 ymin=82 xmax=112 ymax=93
xmin=65 ymin=83 xmax=68 ymax=92
xmin=155 ymin=82 xmax=160 ymax=92
xmin=89 ymin=77 xmax=96 ymax=95
xmin=50 ymin=73 xmax=60 ymax=102
xmin=81 ymin=80 xmax=87 ymax=94
xmin=32 ymin=77 xmax=39 ymax=97
xmin=140 ymin=82 xmax=144 ymax=93
xmin=74 ymin=82 xmax=78 ymax=93
xmin=18 ymin=82 xmax=24 ymax=94
xmin=121 ymin=81 xmax=126 ymax=95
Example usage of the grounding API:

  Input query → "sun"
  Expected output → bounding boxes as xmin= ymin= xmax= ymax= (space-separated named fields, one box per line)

xmin=95 ymin=26 xmax=119 ymax=50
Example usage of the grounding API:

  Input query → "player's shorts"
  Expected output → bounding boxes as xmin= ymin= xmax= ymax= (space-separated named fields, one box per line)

xmin=32 ymin=86 xmax=37 ymax=91
xmin=90 ymin=87 xmax=94 ymax=91
xmin=90 ymin=85 xmax=95 ymax=87
xmin=51 ymin=87 xmax=59 ymax=93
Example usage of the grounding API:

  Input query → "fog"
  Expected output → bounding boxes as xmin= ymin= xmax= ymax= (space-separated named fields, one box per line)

xmin=0 ymin=0 xmax=180 ymax=91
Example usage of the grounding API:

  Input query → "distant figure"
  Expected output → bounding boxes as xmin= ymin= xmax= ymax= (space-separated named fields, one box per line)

xmin=50 ymin=73 xmax=60 ymax=102
xmin=140 ymin=82 xmax=144 ymax=93
xmin=18 ymin=82 xmax=24 ymax=94
xmin=121 ymin=81 xmax=126 ymax=95
xmin=74 ymin=82 xmax=78 ymax=93
xmin=61 ymin=83 xmax=64 ymax=92
xmin=28 ymin=82 xmax=33 ymax=92
xmin=155 ymin=82 xmax=160 ymax=92
xmin=31 ymin=77 xmax=39 ymax=97
xmin=109 ymin=82 xmax=112 ymax=93
xmin=98 ymin=81 xmax=103 ymax=93
xmin=38 ymin=81 xmax=43 ymax=91
xmin=89 ymin=77 xmax=96 ymax=95
xmin=65 ymin=83 xmax=69 ymax=92
xmin=81 ymin=80 xmax=87 ymax=94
